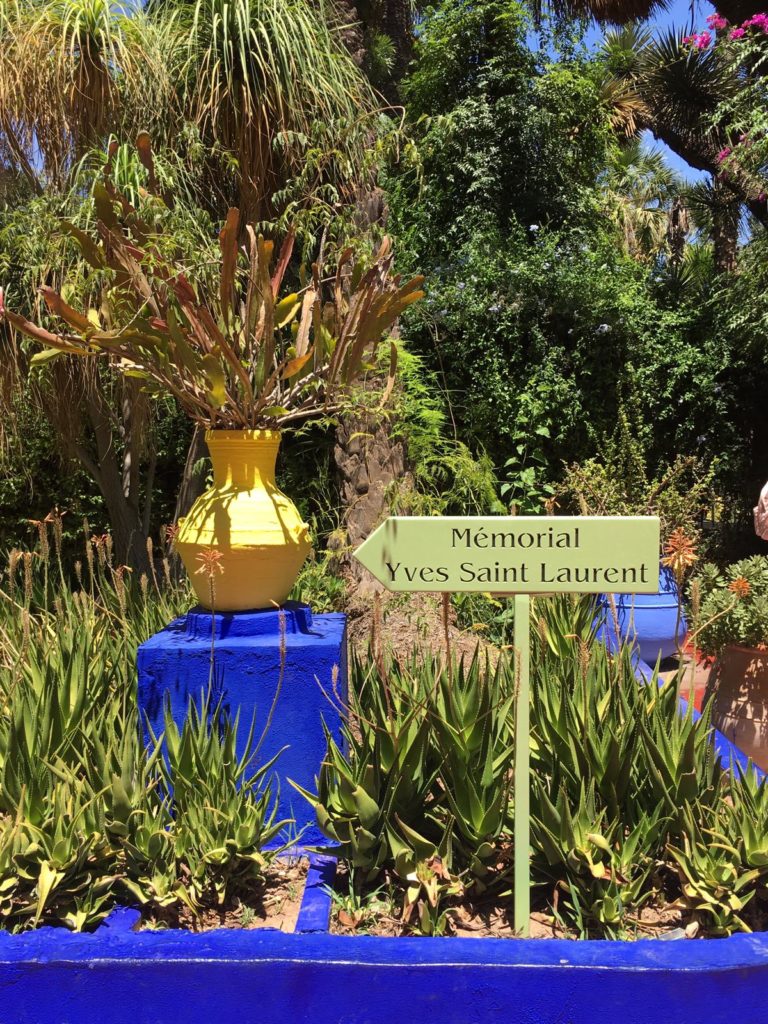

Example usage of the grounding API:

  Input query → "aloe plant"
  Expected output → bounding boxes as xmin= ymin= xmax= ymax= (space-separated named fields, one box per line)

xmin=304 ymin=596 xmax=768 ymax=938
xmin=2 ymin=533 xmax=768 ymax=938
xmin=0 ymin=525 xmax=294 ymax=931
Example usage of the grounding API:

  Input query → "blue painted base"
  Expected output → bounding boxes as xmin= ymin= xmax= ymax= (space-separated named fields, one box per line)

xmin=137 ymin=603 xmax=347 ymax=845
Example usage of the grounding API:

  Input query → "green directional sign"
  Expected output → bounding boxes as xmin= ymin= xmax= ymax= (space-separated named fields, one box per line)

xmin=354 ymin=514 xmax=660 ymax=939
xmin=354 ymin=515 xmax=660 ymax=594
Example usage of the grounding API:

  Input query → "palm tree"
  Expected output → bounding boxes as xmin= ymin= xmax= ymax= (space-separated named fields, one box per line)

xmin=328 ymin=0 xmax=415 ymax=96
xmin=166 ymin=0 xmax=381 ymax=219
xmin=601 ymin=24 xmax=767 ymax=269
xmin=602 ymin=138 xmax=682 ymax=260
xmin=0 ymin=0 xmax=382 ymax=219
xmin=682 ymin=178 xmax=743 ymax=273
xmin=0 ymin=0 xmax=174 ymax=189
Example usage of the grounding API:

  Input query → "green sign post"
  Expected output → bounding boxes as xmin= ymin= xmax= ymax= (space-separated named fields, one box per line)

xmin=354 ymin=515 xmax=660 ymax=936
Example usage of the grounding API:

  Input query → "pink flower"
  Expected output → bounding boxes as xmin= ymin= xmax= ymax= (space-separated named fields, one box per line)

xmin=716 ymin=146 xmax=732 ymax=163
xmin=730 ymin=26 xmax=746 ymax=38
xmin=743 ymin=12 xmax=768 ymax=30
xmin=683 ymin=31 xmax=713 ymax=48
xmin=706 ymin=13 xmax=729 ymax=29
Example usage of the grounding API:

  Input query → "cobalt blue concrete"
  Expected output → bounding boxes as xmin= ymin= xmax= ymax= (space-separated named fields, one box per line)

xmin=2 ymin=902 xmax=768 ymax=1023
xmin=598 ymin=564 xmax=686 ymax=664
xmin=294 ymin=855 xmax=336 ymax=934
xmin=137 ymin=603 xmax=347 ymax=845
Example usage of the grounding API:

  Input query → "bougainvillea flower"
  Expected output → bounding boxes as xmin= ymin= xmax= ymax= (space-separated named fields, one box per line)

xmin=683 ymin=30 xmax=713 ymax=48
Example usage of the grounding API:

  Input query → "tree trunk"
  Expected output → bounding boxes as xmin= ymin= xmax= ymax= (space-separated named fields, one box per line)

xmin=81 ymin=382 xmax=151 ymax=574
xmin=174 ymin=425 xmax=209 ymax=524
xmin=49 ymin=365 xmax=153 ymax=574
xmin=333 ymin=400 xmax=413 ymax=592
xmin=711 ymin=184 xmax=741 ymax=273
xmin=380 ymin=0 xmax=414 ymax=89
xmin=328 ymin=0 xmax=414 ymax=97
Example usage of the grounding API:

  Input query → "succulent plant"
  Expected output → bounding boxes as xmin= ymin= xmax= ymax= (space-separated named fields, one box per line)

xmin=0 ymin=137 xmax=424 ymax=431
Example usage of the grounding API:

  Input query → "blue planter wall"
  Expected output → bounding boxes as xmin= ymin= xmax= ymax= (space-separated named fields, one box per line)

xmin=2 ymin=888 xmax=768 ymax=1024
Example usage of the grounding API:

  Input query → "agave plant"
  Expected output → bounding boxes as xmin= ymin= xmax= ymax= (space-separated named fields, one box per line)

xmin=126 ymin=698 xmax=290 ymax=914
xmin=0 ymin=137 xmax=424 ymax=430
xmin=0 ymin=527 xmax=295 ymax=931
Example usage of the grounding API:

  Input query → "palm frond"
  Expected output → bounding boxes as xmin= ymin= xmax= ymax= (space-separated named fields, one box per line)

xmin=668 ymin=239 xmax=715 ymax=290
xmin=640 ymin=28 xmax=737 ymax=134
xmin=599 ymin=25 xmax=655 ymax=136
xmin=602 ymin=139 xmax=682 ymax=259
xmin=177 ymin=0 xmax=382 ymax=219
xmin=0 ymin=0 xmax=177 ymax=184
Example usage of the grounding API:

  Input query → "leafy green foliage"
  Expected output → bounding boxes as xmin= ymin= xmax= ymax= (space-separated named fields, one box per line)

xmin=385 ymin=0 xmax=760 ymax=535
xmin=400 ymin=0 xmax=609 ymax=235
xmin=0 ymin=527 xmax=291 ymax=931
xmin=555 ymin=394 xmax=716 ymax=545
xmin=500 ymin=423 xmax=555 ymax=515
xmin=388 ymin=347 xmax=505 ymax=517
xmin=304 ymin=594 xmax=768 ymax=938
xmin=693 ymin=556 xmax=768 ymax=655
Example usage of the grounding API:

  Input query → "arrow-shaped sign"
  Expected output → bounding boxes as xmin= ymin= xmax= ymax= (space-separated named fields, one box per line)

xmin=354 ymin=515 xmax=660 ymax=594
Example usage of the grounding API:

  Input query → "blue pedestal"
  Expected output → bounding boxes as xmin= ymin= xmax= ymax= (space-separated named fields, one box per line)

xmin=137 ymin=602 xmax=346 ymax=846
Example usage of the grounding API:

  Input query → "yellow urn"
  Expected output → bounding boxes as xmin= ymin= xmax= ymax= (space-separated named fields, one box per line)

xmin=176 ymin=429 xmax=311 ymax=612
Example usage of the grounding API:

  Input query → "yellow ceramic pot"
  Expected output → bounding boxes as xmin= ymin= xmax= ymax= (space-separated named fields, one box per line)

xmin=176 ymin=430 xmax=311 ymax=611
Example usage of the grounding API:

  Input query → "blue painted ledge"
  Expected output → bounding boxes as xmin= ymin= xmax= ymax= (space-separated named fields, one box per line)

xmin=2 ymin=906 xmax=768 ymax=1024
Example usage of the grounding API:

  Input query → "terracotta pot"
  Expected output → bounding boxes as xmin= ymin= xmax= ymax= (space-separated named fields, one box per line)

xmin=175 ymin=429 xmax=311 ymax=612
xmin=706 ymin=644 xmax=768 ymax=771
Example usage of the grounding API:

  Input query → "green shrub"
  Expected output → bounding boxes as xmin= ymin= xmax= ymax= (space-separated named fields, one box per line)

xmin=304 ymin=595 xmax=768 ymax=938
xmin=693 ymin=557 xmax=768 ymax=656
